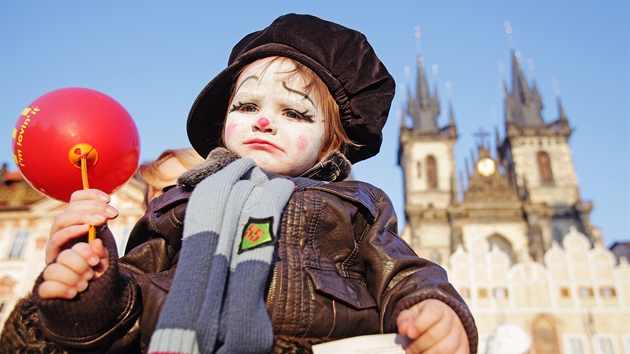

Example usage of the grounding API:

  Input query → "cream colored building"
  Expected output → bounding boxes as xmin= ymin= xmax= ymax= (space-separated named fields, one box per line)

xmin=0 ymin=168 xmax=145 ymax=332
xmin=448 ymin=229 xmax=630 ymax=353
xmin=399 ymin=48 xmax=630 ymax=353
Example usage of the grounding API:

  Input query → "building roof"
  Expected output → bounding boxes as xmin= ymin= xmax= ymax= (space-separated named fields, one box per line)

xmin=0 ymin=164 xmax=46 ymax=210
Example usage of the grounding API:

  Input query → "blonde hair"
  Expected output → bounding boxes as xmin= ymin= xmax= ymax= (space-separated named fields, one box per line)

xmin=137 ymin=148 xmax=204 ymax=188
xmin=223 ymin=57 xmax=358 ymax=155
xmin=137 ymin=147 xmax=204 ymax=209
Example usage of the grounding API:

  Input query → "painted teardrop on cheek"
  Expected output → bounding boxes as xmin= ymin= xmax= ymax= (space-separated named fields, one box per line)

xmin=297 ymin=135 xmax=309 ymax=151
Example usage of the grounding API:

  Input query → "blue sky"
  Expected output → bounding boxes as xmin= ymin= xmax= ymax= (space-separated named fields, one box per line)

xmin=1 ymin=1 xmax=628 ymax=246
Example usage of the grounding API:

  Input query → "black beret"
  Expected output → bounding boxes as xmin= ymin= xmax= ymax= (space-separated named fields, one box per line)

xmin=187 ymin=13 xmax=395 ymax=164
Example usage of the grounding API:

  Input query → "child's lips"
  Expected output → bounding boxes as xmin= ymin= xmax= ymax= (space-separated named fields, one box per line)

xmin=245 ymin=138 xmax=282 ymax=152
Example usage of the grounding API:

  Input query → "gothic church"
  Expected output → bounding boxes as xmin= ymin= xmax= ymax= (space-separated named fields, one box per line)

xmin=398 ymin=44 xmax=630 ymax=353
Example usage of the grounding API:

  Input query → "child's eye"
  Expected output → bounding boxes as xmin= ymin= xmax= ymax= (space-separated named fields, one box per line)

xmin=230 ymin=102 xmax=258 ymax=113
xmin=285 ymin=109 xmax=314 ymax=122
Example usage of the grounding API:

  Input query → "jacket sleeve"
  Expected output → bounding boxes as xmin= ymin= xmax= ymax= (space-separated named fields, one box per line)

xmin=30 ymin=228 xmax=142 ymax=354
xmin=29 ymin=187 xmax=190 ymax=353
xmin=0 ymin=295 xmax=70 ymax=354
xmin=363 ymin=187 xmax=478 ymax=354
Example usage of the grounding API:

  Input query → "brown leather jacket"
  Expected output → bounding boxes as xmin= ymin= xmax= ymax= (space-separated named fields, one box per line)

xmin=28 ymin=152 xmax=478 ymax=353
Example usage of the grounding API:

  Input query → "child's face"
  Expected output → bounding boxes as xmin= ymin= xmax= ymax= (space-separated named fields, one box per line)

xmin=224 ymin=57 xmax=328 ymax=177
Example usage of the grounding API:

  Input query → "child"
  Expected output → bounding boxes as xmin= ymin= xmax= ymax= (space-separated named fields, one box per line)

xmin=31 ymin=14 xmax=477 ymax=354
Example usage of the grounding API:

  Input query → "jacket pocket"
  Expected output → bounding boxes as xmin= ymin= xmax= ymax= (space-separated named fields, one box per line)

xmin=304 ymin=267 xmax=376 ymax=310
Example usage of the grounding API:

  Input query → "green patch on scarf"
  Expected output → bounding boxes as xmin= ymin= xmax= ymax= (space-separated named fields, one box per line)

xmin=239 ymin=217 xmax=275 ymax=253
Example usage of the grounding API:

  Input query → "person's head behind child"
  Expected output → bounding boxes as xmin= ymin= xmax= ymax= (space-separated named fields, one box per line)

xmin=137 ymin=147 xmax=204 ymax=207
xmin=222 ymin=56 xmax=355 ymax=177
xmin=187 ymin=13 xmax=396 ymax=178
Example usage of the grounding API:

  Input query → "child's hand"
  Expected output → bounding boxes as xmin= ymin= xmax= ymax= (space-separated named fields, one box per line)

xmin=38 ymin=238 xmax=110 ymax=299
xmin=38 ymin=189 xmax=119 ymax=300
xmin=396 ymin=299 xmax=469 ymax=354
xmin=46 ymin=189 xmax=118 ymax=264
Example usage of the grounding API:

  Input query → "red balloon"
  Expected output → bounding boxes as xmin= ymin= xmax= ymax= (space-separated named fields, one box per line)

xmin=12 ymin=87 xmax=140 ymax=202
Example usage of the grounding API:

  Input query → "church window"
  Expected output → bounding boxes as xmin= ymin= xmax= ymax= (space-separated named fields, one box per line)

xmin=478 ymin=288 xmax=488 ymax=298
xmin=493 ymin=287 xmax=508 ymax=299
xmin=460 ymin=287 xmax=470 ymax=298
xmin=565 ymin=336 xmax=586 ymax=354
xmin=487 ymin=234 xmax=516 ymax=265
xmin=426 ymin=155 xmax=437 ymax=189
xmin=594 ymin=336 xmax=615 ymax=354
xmin=560 ymin=287 xmax=570 ymax=297
xmin=578 ymin=287 xmax=593 ymax=298
xmin=537 ymin=151 xmax=554 ymax=183
xmin=600 ymin=287 xmax=616 ymax=297
xmin=7 ymin=230 xmax=29 ymax=259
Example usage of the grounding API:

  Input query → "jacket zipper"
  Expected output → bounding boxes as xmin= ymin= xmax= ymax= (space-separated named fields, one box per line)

xmin=266 ymin=261 xmax=279 ymax=315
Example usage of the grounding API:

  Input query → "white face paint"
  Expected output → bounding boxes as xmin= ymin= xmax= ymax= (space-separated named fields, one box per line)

xmin=223 ymin=57 xmax=328 ymax=177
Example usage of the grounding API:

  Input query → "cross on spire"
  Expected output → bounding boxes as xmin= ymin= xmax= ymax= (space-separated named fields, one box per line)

xmin=473 ymin=126 xmax=490 ymax=147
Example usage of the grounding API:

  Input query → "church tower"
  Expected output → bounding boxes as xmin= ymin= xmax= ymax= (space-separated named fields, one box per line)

xmin=398 ymin=54 xmax=457 ymax=264
xmin=399 ymin=39 xmax=600 ymax=265
xmin=497 ymin=50 xmax=599 ymax=260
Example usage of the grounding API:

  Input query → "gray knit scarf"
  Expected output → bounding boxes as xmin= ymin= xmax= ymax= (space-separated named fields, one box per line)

xmin=148 ymin=153 xmax=324 ymax=354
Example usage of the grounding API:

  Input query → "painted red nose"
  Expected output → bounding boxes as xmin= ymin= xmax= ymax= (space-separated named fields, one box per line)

xmin=257 ymin=117 xmax=270 ymax=128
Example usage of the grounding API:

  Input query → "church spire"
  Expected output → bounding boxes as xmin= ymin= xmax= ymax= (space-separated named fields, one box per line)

xmin=448 ymin=101 xmax=456 ymax=127
xmin=557 ymin=97 xmax=568 ymax=122
xmin=552 ymin=78 xmax=569 ymax=123
xmin=406 ymin=27 xmax=440 ymax=132
xmin=505 ymin=50 xmax=546 ymax=127
xmin=416 ymin=56 xmax=431 ymax=106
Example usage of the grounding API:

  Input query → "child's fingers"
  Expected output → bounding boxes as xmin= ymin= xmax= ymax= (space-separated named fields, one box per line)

xmin=46 ymin=224 xmax=90 ymax=264
xmin=88 ymin=238 xmax=110 ymax=260
xmin=398 ymin=300 xmax=469 ymax=354
xmin=396 ymin=306 xmax=418 ymax=334
xmin=397 ymin=300 xmax=443 ymax=339
xmin=38 ymin=279 xmax=78 ymax=300
xmin=42 ymin=262 xmax=90 ymax=290
xmin=52 ymin=209 xmax=112 ymax=232
xmin=409 ymin=324 xmax=468 ymax=354
xmin=54 ymin=248 xmax=96 ymax=281
xmin=71 ymin=242 xmax=102 ymax=268
xmin=80 ymin=238 xmax=110 ymax=277
xmin=51 ymin=203 xmax=118 ymax=236
xmin=46 ymin=191 xmax=118 ymax=265
xmin=403 ymin=315 xmax=453 ymax=353
xmin=68 ymin=189 xmax=112 ymax=204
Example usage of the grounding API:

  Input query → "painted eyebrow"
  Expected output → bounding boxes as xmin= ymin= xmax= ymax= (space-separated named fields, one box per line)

xmin=234 ymin=75 xmax=259 ymax=94
xmin=282 ymin=82 xmax=314 ymax=106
